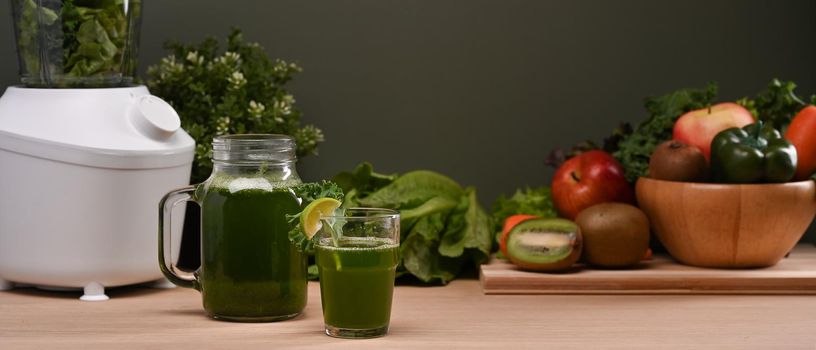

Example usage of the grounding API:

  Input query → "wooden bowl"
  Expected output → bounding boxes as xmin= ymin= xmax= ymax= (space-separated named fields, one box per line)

xmin=636 ymin=177 xmax=816 ymax=268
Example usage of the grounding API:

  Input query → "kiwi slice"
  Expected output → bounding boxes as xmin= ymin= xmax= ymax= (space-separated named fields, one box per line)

xmin=506 ymin=218 xmax=582 ymax=272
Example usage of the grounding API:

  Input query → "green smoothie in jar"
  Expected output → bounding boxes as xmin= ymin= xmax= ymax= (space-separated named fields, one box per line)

xmin=199 ymin=184 xmax=306 ymax=321
xmin=159 ymin=134 xmax=308 ymax=322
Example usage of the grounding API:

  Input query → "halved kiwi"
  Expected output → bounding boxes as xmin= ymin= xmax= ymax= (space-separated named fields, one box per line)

xmin=506 ymin=218 xmax=582 ymax=272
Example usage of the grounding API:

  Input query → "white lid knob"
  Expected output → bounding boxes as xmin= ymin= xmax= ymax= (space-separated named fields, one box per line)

xmin=130 ymin=95 xmax=181 ymax=140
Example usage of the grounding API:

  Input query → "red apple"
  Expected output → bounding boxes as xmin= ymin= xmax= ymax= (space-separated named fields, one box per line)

xmin=673 ymin=102 xmax=755 ymax=161
xmin=551 ymin=150 xmax=634 ymax=220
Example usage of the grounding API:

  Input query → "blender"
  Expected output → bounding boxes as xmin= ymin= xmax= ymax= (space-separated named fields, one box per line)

xmin=0 ymin=0 xmax=194 ymax=301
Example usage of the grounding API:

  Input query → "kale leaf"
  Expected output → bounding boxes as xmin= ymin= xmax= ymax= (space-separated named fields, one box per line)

xmin=287 ymin=181 xmax=344 ymax=256
xmin=292 ymin=180 xmax=344 ymax=205
xmin=737 ymin=79 xmax=809 ymax=131
xmin=613 ymin=83 xmax=718 ymax=182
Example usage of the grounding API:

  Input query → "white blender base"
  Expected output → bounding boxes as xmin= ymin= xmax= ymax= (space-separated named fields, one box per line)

xmin=79 ymin=282 xmax=109 ymax=302
xmin=150 ymin=278 xmax=176 ymax=289
xmin=0 ymin=278 xmax=12 ymax=291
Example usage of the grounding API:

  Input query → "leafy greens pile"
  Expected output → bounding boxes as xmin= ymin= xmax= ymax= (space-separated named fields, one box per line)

xmin=332 ymin=162 xmax=493 ymax=284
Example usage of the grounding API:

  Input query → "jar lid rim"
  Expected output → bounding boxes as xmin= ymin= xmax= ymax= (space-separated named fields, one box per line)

xmin=212 ymin=134 xmax=296 ymax=163
xmin=213 ymin=134 xmax=295 ymax=143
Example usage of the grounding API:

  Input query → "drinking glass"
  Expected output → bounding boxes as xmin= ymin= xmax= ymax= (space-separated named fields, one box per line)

xmin=315 ymin=208 xmax=400 ymax=338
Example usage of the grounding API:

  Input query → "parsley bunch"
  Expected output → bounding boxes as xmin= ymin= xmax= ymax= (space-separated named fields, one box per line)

xmin=146 ymin=29 xmax=324 ymax=183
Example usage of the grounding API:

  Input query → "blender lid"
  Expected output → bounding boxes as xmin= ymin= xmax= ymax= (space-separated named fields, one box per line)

xmin=0 ymin=86 xmax=194 ymax=169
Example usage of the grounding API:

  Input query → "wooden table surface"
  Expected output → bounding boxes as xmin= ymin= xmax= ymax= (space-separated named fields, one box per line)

xmin=1 ymin=279 xmax=815 ymax=349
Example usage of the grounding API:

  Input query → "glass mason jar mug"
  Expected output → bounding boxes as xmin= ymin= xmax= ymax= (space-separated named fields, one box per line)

xmin=159 ymin=134 xmax=307 ymax=322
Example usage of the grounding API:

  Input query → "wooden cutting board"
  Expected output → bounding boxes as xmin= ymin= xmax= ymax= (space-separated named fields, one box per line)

xmin=480 ymin=245 xmax=816 ymax=295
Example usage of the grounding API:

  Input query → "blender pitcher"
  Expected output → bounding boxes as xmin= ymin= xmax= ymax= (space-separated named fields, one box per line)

xmin=10 ymin=0 xmax=142 ymax=87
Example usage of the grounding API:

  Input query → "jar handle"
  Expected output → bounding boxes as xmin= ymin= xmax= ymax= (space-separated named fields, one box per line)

xmin=158 ymin=186 xmax=199 ymax=290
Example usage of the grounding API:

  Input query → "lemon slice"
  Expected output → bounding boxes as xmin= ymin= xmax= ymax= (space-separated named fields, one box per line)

xmin=300 ymin=198 xmax=342 ymax=239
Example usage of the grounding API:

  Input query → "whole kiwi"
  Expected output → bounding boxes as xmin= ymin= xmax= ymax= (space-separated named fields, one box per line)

xmin=575 ymin=203 xmax=650 ymax=268
xmin=648 ymin=140 xmax=708 ymax=182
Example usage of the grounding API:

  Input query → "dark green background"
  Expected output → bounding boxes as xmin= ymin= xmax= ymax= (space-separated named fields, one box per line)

xmin=1 ymin=0 xmax=814 ymax=242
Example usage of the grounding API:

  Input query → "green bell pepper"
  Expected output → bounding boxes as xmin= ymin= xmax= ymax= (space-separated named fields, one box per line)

xmin=710 ymin=122 xmax=798 ymax=183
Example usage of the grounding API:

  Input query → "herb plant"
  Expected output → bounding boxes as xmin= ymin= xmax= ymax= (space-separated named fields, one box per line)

xmin=146 ymin=29 xmax=324 ymax=183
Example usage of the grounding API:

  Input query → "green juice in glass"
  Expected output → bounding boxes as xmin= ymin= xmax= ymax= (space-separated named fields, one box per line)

xmin=316 ymin=237 xmax=399 ymax=331
xmin=199 ymin=185 xmax=307 ymax=321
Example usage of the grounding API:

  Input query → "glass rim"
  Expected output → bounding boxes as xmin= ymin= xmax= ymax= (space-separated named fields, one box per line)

xmin=321 ymin=207 xmax=400 ymax=220
xmin=212 ymin=133 xmax=296 ymax=163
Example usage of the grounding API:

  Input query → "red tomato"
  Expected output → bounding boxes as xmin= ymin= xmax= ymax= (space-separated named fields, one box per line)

xmin=499 ymin=214 xmax=539 ymax=257
xmin=785 ymin=105 xmax=816 ymax=180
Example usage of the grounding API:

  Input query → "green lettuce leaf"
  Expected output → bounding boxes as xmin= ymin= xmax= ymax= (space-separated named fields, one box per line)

xmin=439 ymin=188 xmax=492 ymax=264
xmin=491 ymin=186 xmax=558 ymax=236
xmin=332 ymin=161 xmax=397 ymax=197
xmin=17 ymin=0 xmax=59 ymax=74
xmin=400 ymin=214 xmax=462 ymax=284
xmin=358 ymin=170 xmax=464 ymax=209
xmin=333 ymin=162 xmax=492 ymax=284
xmin=400 ymin=196 xmax=459 ymax=235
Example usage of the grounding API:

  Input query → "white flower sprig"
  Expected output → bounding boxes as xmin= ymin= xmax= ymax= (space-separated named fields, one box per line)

xmin=248 ymin=100 xmax=265 ymax=119
xmin=145 ymin=29 xmax=324 ymax=183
